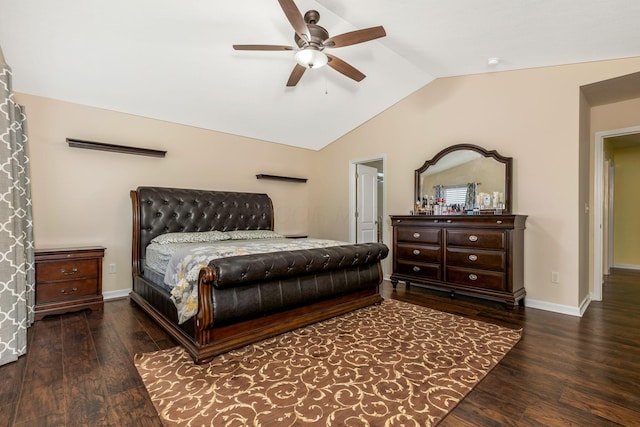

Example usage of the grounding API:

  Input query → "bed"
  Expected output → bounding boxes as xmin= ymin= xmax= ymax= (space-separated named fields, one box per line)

xmin=130 ymin=186 xmax=389 ymax=363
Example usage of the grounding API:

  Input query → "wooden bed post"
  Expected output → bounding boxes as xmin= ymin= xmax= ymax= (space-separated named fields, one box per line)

xmin=130 ymin=190 xmax=142 ymax=276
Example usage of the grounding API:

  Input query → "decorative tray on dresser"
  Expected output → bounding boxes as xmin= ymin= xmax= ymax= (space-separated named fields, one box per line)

xmin=34 ymin=246 xmax=105 ymax=320
xmin=390 ymin=215 xmax=526 ymax=308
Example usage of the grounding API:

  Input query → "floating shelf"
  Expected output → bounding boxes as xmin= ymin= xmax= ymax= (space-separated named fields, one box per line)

xmin=67 ymin=138 xmax=166 ymax=158
xmin=256 ymin=174 xmax=307 ymax=183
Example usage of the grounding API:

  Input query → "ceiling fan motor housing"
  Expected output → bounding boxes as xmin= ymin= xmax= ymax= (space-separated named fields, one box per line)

xmin=294 ymin=10 xmax=329 ymax=49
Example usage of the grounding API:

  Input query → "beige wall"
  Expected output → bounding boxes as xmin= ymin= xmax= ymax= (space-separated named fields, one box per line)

xmin=310 ymin=57 xmax=640 ymax=311
xmin=17 ymin=93 xmax=314 ymax=295
xmin=18 ymin=56 xmax=640 ymax=311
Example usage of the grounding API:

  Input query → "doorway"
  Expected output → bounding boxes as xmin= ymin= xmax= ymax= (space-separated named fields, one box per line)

xmin=593 ymin=126 xmax=640 ymax=300
xmin=349 ymin=156 xmax=385 ymax=244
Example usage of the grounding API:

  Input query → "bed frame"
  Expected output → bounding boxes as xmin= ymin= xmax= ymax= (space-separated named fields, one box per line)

xmin=130 ymin=186 xmax=389 ymax=363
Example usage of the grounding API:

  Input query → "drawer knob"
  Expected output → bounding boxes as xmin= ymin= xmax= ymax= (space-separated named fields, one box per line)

xmin=61 ymin=287 xmax=78 ymax=295
xmin=61 ymin=267 xmax=78 ymax=275
xmin=446 ymin=219 xmax=452 ymax=223
xmin=496 ymin=220 xmax=503 ymax=224
xmin=468 ymin=274 xmax=478 ymax=281
xmin=433 ymin=219 xmax=439 ymax=223
xmin=468 ymin=254 xmax=478 ymax=261
xmin=412 ymin=266 xmax=421 ymax=272
xmin=468 ymin=235 xmax=478 ymax=242
xmin=413 ymin=232 xmax=421 ymax=238
xmin=413 ymin=249 xmax=421 ymax=255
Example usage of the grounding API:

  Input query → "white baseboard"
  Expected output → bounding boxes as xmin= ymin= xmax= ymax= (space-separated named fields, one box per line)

xmin=386 ymin=276 xmax=594 ymax=317
xmin=103 ymin=288 xmax=131 ymax=301
xmin=612 ymin=263 xmax=640 ymax=271
xmin=525 ymin=294 xmax=591 ymax=317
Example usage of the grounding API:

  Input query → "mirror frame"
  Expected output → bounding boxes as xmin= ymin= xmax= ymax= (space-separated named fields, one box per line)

xmin=415 ymin=143 xmax=513 ymax=213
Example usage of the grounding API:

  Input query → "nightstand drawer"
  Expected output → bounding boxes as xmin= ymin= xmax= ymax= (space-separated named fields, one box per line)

xmin=34 ymin=246 xmax=105 ymax=320
xmin=36 ymin=259 xmax=98 ymax=282
xmin=36 ymin=278 xmax=99 ymax=304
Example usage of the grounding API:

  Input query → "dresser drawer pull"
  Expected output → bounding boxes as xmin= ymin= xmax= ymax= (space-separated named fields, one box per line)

xmin=60 ymin=287 xmax=78 ymax=295
xmin=468 ymin=274 xmax=478 ymax=281
xmin=61 ymin=267 xmax=78 ymax=275
xmin=413 ymin=249 xmax=421 ymax=255
xmin=468 ymin=235 xmax=478 ymax=242
xmin=412 ymin=266 xmax=421 ymax=272
xmin=446 ymin=219 xmax=452 ymax=223
xmin=496 ymin=220 xmax=503 ymax=224
xmin=468 ymin=254 xmax=478 ymax=261
xmin=413 ymin=232 xmax=421 ymax=238
xmin=433 ymin=219 xmax=439 ymax=223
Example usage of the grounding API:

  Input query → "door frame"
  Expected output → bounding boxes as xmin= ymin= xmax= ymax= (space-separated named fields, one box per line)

xmin=349 ymin=155 xmax=386 ymax=244
xmin=593 ymin=125 xmax=640 ymax=300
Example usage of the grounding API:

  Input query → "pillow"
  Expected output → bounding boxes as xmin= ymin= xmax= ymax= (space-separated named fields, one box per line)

xmin=150 ymin=230 xmax=230 ymax=244
xmin=224 ymin=230 xmax=284 ymax=240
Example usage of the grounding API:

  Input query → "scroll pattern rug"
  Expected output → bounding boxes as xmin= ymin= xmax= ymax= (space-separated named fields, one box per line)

xmin=135 ymin=299 xmax=521 ymax=426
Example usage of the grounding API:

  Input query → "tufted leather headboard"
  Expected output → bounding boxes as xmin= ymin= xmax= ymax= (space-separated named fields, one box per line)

xmin=131 ymin=186 xmax=274 ymax=274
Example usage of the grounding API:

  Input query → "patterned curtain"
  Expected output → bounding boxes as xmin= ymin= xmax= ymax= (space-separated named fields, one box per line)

xmin=434 ymin=185 xmax=443 ymax=199
xmin=466 ymin=182 xmax=477 ymax=209
xmin=0 ymin=46 xmax=35 ymax=366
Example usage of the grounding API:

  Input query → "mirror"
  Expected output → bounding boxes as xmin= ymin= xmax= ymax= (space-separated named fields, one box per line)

xmin=414 ymin=144 xmax=512 ymax=214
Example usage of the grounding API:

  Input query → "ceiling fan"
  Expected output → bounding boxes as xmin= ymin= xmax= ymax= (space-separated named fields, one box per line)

xmin=232 ymin=0 xmax=386 ymax=87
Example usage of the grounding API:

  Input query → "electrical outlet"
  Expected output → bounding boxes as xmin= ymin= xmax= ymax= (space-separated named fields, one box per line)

xmin=108 ymin=263 xmax=116 ymax=274
xmin=551 ymin=271 xmax=560 ymax=284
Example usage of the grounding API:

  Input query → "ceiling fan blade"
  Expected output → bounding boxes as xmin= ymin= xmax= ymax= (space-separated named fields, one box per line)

xmin=278 ymin=0 xmax=310 ymax=44
xmin=324 ymin=26 xmax=386 ymax=48
xmin=233 ymin=44 xmax=294 ymax=51
xmin=326 ymin=54 xmax=365 ymax=82
xmin=286 ymin=64 xmax=306 ymax=87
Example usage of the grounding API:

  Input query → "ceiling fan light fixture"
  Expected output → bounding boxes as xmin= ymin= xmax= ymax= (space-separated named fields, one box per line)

xmin=295 ymin=48 xmax=328 ymax=69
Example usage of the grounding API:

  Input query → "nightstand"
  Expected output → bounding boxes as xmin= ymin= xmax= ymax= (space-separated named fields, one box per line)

xmin=34 ymin=246 xmax=105 ymax=320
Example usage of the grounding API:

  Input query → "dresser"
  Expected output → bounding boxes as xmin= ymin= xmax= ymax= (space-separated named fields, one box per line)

xmin=34 ymin=246 xmax=105 ymax=320
xmin=390 ymin=215 xmax=526 ymax=307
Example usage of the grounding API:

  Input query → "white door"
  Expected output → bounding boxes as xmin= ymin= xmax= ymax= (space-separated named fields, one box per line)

xmin=356 ymin=164 xmax=378 ymax=243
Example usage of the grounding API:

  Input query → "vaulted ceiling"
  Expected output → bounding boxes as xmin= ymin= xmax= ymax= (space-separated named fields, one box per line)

xmin=1 ymin=0 xmax=639 ymax=150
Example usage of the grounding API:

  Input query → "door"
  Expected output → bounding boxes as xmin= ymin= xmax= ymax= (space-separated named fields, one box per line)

xmin=356 ymin=164 xmax=378 ymax=243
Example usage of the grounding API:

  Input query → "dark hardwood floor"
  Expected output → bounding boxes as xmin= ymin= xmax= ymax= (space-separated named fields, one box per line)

xmin=1 ymin=269 xmax=639 ymax=426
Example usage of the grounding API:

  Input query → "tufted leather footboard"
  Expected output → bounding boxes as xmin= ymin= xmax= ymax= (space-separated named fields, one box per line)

xmin=196 ymin=243 xmax=389 ymax=328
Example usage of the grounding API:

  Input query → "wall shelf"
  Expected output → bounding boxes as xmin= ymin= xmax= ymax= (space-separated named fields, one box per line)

xmin=256 ymin=174 xmax=307 ymax=183
xmin=67 ymin=138 xmax=166 ymax=158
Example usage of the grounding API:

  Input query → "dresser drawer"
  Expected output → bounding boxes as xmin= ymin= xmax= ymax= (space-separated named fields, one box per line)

xmin=446 ymin=247 xmax=506 ymax=271
xmin=36 ymin=259 xmax=98 ymax=282
xmin=446 ymin=229 xmax=505 ymax=250
xmin=396 ymin=260 xmax=441 ymax=280
xmin=36 ymin=278 xmax=99 ymax=304
xmin=446 ymin=267 xmax=505 ymax=291
xmin=396 ymin=227 xmax=441 ymax=244
xmin=396 ymin=243 xmax=441 ymax=263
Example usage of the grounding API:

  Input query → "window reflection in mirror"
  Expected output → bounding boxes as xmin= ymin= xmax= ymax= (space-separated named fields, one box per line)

xmin=414 ymin=144 xmax=512 ymax=214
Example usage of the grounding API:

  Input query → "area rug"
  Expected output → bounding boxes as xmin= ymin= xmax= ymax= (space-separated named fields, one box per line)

xmin=135 ymin=299 xmax=521 ymax=426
